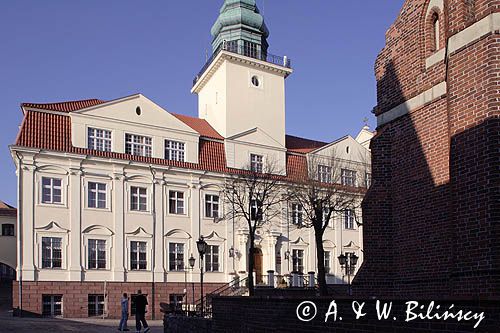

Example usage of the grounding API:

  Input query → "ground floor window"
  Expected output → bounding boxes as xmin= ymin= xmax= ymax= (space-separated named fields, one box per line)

xmin=42 ymin=295 xmax=62 ymax=317
xmin=292 ymin=249 xmax=304 ymax=274
xmin=88 ymin=294 xmax=105 ymax=317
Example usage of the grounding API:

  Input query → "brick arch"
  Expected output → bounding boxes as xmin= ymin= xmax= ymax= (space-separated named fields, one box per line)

xmin=424 ymin=6 xmax=446 ymax=57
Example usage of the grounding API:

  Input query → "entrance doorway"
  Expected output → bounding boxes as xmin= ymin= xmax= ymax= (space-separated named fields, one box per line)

xmin=253 ymin=248 xmax=263 ymax=284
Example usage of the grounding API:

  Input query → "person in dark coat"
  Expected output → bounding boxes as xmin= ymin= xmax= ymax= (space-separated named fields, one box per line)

xmin=134 ymin=290 xmax=150 ymax=333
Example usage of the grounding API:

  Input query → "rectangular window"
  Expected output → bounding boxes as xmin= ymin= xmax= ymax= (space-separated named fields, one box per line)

xmin=205 ymin=245 xmax=220 ymax=272
xmin=292 ymin=249 xmax=304 ymax=273
xmin=322 ymin=208 xmax=332 ymax=228
xmin=88 ymin=294 xmax=105 ymax=317
xmin=324 ymin=251 xmax=331 ymax=274
xmin=130 ymin=186 xmax=147 ymax=211
xmin=344 ymin=209 xmax=355 ymax=229
xmin=130 ymin=241 xmax=147 ymax=270
xmin=250 ymin=154 xmax=263 ymax=173
xmin=205 ymin=194 xmax=219 ymax=219
xmin=165 ymin=140 xmax=185 ymax=162
xmin=318 ymin=165 xmax=332 ymax=183
xmin=225 ymin=40 xmax=238 ymax=53
xmin=88 ymin=239 xmax=106 ymax=269
xmin=1 ymin=224 xmax=14 ymax=236
xmin=291 ymin=203 xmax=303 ymax=226
xmin=250 ymin=199 xmax=263 ymax=221
xmin=365 ymin=172 xmax=372 ymax=188
xmin=346 ymin=252 xmax=357 ymax=275
xmin=41 ymin=177 xmax=62 ymax=204
xmin=168 ymin=243 xmax=185 ymax=271
xmin=42 ymin=237 xmax=62 ymax=269
xmin=169 ymin=191 xmax=185 ymax=215
xmin=341 ymin=169 xmax=357 ymax=186
xmin=125 ymin=133 xmax=152 ymax=157
xmin=88 ymin=128 xmax=112 ymax=152
xmin=42 ymin=295 xmax=63 ymax=317
xmin=88 ymin=182 xmax=106 ymax=209
xmin=243 ymin=40 xmax=258 ymax=59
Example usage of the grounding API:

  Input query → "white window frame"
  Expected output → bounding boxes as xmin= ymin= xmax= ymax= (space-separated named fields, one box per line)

xmin=165 ymin=140 xmax=186 ymax=162
xmin=87 ymin=182 xmax=107 ymax=209
xmin=168 ymin=242 xmax=185 ymax=271
xmin=87 ymin=239 xmax=107 ymax=270
xmin=341 ymin=169 xmax=357 ymax=187
xmin=365 ymin=172 xmax=372 ymax=188
xmin=125 ymin=133 xmax=152 ymax=157
xmin=42 ymin=295 xmax=63 ymax=317
xmin=129 ymin=240 xmax=148 ymax=271
xmin=169 ymin=190 xmax=186 ymax=215
xmin=36 ymin=225 xmax=69 ymax=270
xmin=204 ymin=194 xmax=220 ymax=219
xmin=41 ymin=237 xmax=63 ymax=269
xmin=324 ymin=250 xmax=331 ymax=274
xmin=130 ymin=186 xmax=148 ymax=212
xmin=318 ymin=165 xmax=332 ymax=183
xmin=88 ymin=294 xmax=105 ymax=317
xmin=291 ymin=203 xmax=303 ymax=226
xmin=41 ymin=177 xmax=63 ymax=205
xmin=292 ymin=248 xmax=305 ymax=274
xmin=343 ymin=209 xmax=355 ymax=230
xmin=205 ymin=244 xmax=220 ymax=272
xmin=250 ymin=154 xmax=263 ymax=173
xmin=87 ymin=127 xmax=112 ymax=152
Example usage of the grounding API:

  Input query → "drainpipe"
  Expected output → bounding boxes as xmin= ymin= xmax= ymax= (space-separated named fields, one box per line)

xmin=15 ymin=152 xmax=23 ymax=317
xmin=149 ymin=166 xmax=156 ymax=320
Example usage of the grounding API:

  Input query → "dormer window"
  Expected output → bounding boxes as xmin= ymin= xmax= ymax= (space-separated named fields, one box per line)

xmin=88 ymin=128 xmax=111 ymax=152
xmin=165 ymin=140 xmax=185 ymax=162
xmin=125 ymin=133 xmax=152 ymax=157
xmin=250 ymin=154 xmax=263 ymax=173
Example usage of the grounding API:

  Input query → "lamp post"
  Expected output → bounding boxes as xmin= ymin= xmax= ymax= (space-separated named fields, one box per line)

xmin=176 ymin=258 xmax=188 ymax=315
xmin=337 ymin=252 xmax=359 ymax=296
xmin=188 ymin=254 xmax=196 ymax=315
xmin=196 ymin=236 xmax=208 ymax=317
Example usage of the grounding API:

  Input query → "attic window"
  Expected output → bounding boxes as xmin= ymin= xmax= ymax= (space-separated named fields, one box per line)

xmin=346 ymin=146 xmax=350 ymax=154
xmin=136 ymin=106 xmax=142 ymax=116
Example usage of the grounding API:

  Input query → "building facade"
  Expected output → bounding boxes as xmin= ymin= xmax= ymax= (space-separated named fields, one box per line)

xmin=354 ymin=0 xmax=499 ymax=298
xmin=10 ymin=0 xmax=372 ymax=318
xmin=0 ymin=201 xmax=17 ymax=282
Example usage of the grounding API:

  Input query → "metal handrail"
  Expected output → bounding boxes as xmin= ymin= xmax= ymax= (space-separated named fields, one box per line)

xmin=193 ymin=44 xmax=292 ymax=86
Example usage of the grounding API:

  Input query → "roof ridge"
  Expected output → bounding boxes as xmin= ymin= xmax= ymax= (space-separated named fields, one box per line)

xmin=21 ymin=98 xmax=105 ymax=107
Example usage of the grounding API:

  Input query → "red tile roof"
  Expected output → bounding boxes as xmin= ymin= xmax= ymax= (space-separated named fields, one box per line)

xmin=285 ymin=135 xmax=328 ymax=153
xmin=0 ymin=201 xmax=16 ymax=217
xmin=15 ymin=111 xmax=310 ymax=181
xmin=172 ymin=113 xmax=224 ymax=140
xmin=22 ymin=99 xmax=106 ymax=113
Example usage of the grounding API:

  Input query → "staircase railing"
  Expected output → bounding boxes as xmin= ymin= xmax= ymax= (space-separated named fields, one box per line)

xmin=194 ymin=276 xmax=249 ymax=318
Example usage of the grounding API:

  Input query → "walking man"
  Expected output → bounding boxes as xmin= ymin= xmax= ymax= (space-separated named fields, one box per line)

xmin=135 ymin=290 xmax=150 ymax=333
xmin=118 ymin=293 xmax=130 ymax=331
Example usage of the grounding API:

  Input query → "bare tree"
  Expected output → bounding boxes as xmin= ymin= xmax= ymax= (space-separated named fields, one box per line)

xmin=288 ymin=149 xmax=369 ymax=296
xmin=223 ymin=159 xmax=286 ymax=296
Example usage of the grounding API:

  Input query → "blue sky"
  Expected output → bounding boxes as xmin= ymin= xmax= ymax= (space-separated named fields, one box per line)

xmin=0 ymin=0 xmax=404 ymax=206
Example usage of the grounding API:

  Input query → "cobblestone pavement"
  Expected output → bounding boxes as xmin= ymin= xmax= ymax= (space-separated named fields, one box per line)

xmin=0 ymin=310 xmax=163 ymax=333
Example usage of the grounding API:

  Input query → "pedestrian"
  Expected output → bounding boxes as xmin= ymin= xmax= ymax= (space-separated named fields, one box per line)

xmin=118 ymin=293 xmax=130 ymax=331
xmin=135 ymin=290 xmax=150 ymax=333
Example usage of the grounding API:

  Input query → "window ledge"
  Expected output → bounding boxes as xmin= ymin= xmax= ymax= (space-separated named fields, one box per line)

xmin=426 ymin=48 xmax=445 ymax=69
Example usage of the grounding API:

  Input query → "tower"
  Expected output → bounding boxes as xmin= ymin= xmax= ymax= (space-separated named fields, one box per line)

xmin=192 ymin=0 xmax=292 ymax=170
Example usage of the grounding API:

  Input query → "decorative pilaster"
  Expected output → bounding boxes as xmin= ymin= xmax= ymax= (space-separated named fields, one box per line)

xmin=68 ymin=166 xmax=83 ymax=281
xmin=153 ymin=177 xmax=165 ymax=282
xmin=20 ymin=162 xmax=36 ymax=281
xmin=112 ymin=170 xmax=125 ymax=281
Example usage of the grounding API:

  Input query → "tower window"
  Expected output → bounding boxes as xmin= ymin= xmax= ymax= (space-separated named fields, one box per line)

xmin=251 ymin=76 xmax=260 ymax=87
xmin=433 ymin=14 xmax=440 ymax=50
xmin=136 ymin=106 xmax=142 ymax=116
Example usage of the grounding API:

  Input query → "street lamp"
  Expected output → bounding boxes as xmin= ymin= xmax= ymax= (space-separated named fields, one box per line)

xmin=337 ymin=252 xmax=359 ymax=295
xmin=196 ymin=236 xmax=208 ymax=317
xmin=188 ymin=254 xmax=195 ymax=315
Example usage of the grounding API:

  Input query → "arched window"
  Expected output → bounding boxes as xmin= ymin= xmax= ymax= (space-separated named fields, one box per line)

xmin=433 ymin=13 xmax=440 ymax=50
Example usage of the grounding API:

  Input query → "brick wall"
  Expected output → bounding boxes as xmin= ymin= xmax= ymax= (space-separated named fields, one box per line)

xmin=354 ymin=0 xmax=500 ymax=298
xmin=210 ymin=297 xmax=500 ymax=332
xmin=12 ymin=281 xmax=224 ymax=319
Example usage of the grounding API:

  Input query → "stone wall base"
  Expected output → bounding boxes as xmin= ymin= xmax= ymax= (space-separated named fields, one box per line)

xmin=12 ymin=281 xmax=224 ymax=319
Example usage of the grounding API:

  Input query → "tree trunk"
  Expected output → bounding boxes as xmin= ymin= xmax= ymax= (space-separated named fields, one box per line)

xmin=248 ymin=232 xmax=255 ymax=296
xmin=315 ymin=228 xmax=329 ymax=296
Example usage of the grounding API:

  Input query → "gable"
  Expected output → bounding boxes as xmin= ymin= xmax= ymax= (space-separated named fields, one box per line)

xmin=227 ymin=127 xmax=284 ymax=149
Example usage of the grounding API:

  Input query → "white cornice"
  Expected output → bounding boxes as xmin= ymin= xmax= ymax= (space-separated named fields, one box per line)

xmin=191 ymin=50 xmax=293 ymax=94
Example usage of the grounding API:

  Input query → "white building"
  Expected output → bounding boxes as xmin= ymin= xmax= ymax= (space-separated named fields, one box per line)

xmin=0 ymin=201 xmax=17 ymax=282
xmin=9 ymin=0 xmax=372 ymax=318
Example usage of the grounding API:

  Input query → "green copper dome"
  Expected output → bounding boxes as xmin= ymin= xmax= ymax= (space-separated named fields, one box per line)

xmin=210 ymin=0 xmax=269 ymax=54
